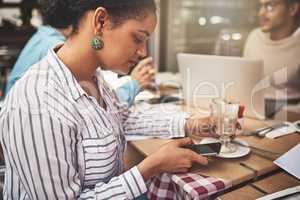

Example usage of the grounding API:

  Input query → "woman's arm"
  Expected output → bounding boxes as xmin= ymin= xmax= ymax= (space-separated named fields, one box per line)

xmin=120 ymin=104 xmax=187 ymax=138
xmin=120 ymin=104 xmax=217 ymax=138
xmin=3 ymin=108 xmax=147 ymax=200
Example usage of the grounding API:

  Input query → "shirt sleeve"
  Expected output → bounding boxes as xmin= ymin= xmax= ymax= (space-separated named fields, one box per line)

xmin=118 ymin=104 xmax=187 ymax=138
xmin=5 ymin=35 xmax=58 ymax=96
xmin=115 ymin=80 xmax=141 ymax=106
xmin=81 ymin=166 xmax=147 ymax=200
xmin=5 ymin=108 xmax=147 ymax=200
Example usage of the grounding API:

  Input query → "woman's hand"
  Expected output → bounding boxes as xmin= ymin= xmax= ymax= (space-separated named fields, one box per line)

xmin=131 ymin=57 xmax=156 ymax=89
xmin=185 ymin=117 xmax=218 ymax=138
xmin=137 ymin=138 xmax=208 ymax=181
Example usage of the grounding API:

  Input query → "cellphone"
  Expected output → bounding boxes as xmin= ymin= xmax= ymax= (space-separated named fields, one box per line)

xmin=183 ymin=142 xmax=222 ymax=156
xmin=148 ymin=95 xmax=182 ymax=104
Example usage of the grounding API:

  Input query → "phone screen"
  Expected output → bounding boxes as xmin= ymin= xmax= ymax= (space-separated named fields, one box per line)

xmin=183 ymin=143 xmax=222 ymax=156
xmin=148 ymin=95 xmax=182 ymax=104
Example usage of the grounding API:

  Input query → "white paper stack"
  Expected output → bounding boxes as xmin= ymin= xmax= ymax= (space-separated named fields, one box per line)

xmin=274 ymin=144 xmax=300 ymax=180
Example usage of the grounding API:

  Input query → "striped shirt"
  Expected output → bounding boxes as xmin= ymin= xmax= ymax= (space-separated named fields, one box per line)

xmin=0 ymin=48 xmax=186 ymax=199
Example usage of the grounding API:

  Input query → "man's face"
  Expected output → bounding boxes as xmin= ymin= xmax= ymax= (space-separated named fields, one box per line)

xmin=258 ymin=0 xmax=290 ymax=33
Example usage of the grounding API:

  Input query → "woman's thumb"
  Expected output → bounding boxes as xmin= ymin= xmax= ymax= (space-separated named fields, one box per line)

xmin=174 ymin=137 xmax=193 ymax=147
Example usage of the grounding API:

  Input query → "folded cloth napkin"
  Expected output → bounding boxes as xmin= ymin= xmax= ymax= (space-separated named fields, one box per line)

xmin=265 ymin=122 xmax=299 ymax=139
xmin=147 ymin=173 xmax=232 ymax=200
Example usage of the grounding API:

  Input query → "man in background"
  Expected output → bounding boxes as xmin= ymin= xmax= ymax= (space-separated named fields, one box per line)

xmin=244 ymin=0 xmax=300 ymax=119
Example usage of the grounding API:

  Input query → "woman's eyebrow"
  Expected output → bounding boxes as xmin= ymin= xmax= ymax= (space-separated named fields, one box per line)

xmin=137 ymin=30 xmax=150 ymax=37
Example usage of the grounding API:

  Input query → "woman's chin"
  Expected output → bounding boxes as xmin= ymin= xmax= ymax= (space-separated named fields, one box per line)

xmin=102 ymin=65 xmax=129 ymax=75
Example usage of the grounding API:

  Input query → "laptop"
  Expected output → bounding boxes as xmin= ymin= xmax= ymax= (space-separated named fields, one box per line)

xmin=177 ymin=53 xmax=265 ymax=119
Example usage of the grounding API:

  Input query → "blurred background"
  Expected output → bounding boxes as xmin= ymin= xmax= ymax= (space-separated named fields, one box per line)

xmin=0 ymin=0 xmax=38 ymax=99
xmin=152 ymin=0 xmax=258 ymax=72
xmin=0 ymin=0 xmax=260 ymax=99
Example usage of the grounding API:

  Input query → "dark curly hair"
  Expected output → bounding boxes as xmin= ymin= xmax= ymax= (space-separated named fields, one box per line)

xmin=39 ymin=0 xmax=157 ymax=30
xmin=38 ymin=0 xmax=74 ymax=29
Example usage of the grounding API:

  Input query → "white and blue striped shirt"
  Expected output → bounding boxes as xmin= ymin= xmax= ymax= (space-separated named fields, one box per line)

xmin=0 ymin=48 xmax=186 ymax=199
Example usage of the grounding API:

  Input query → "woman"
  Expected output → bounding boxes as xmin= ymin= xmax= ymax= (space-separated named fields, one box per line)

xmin=5 ymin=0 xmax=154 ymax=106
xmin=0 ymin=0 xmax=214 ymax=199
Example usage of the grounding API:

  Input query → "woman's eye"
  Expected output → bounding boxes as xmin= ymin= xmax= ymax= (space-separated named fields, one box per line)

xmin=134 ymin=36 xmax=144 ymax=44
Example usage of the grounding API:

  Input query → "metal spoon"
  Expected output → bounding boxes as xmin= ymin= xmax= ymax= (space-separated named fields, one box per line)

xmin=243 ymin=123 xmax=289 ymax=137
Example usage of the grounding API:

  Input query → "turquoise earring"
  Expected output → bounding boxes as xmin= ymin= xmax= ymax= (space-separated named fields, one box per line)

xmin=91 ymin=35 xmax=104 ymax=50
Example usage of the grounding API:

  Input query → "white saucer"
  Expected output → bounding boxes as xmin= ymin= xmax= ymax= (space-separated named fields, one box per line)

xmin=198 ymin=138 xmax=251 ymax=158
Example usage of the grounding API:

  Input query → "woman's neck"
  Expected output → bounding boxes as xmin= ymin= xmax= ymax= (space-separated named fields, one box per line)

xmin=56 ymin=36 xmax=99 ymax=82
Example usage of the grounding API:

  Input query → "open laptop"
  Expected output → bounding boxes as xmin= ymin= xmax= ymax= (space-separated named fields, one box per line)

xmin=177 ymin=53 xmax=265 ymax=119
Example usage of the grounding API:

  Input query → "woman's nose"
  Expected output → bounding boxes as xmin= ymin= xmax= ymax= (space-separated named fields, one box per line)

xmin=137 ymin=43 xmax=148 ymax=58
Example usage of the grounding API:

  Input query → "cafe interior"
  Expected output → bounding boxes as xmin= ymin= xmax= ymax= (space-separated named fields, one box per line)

xmin=0 ymin=0 xmax=299 ymax=199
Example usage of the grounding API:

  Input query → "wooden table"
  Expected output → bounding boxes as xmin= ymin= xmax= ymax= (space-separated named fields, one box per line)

xmin=219 ymin=172 xmax=300 ymax=200
xmin=125 ymin=117 xmax=300 ymax=198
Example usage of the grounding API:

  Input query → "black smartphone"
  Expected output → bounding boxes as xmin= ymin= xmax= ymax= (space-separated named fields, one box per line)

xmin=148 ymin=95 xmax=182 ymax=104
xmin=183 ymin=142 xmax=222 ymax=156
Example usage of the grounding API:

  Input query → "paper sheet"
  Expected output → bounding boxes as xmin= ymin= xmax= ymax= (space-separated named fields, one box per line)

xmin=274 ymin=144 xmax=300 ymax=180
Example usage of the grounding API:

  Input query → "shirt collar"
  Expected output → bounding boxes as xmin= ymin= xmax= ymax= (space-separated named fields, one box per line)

xmin=47 ymin=45 xmax=87 ymax=101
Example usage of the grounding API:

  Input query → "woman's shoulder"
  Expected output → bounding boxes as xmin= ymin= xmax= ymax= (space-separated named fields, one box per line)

xmin=6 ymin=59 xmax=52 ymax=105
xmin=3 ymin=58 xmax=79 ymax=126
xmin=7 ymin=58 xmax=65 ymax=107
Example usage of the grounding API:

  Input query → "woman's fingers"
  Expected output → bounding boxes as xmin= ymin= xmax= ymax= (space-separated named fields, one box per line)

xmin=136 ymin=57 xmax=153 ymax=70
xmin=131 ymin=57 xmax=155 ymax=83
xmin=151 ymin=138 xmax=209 ymax=176
xmin=189 ymin=151 xmax=208 ymax=165
xmin=131 ymin=56 xmax=156 ymax=89
xmin=174 ymin=168 xmax=189 ymax=173
xmin=173 ymin=137 xmax=193 ymax=147
xmin=139 ymin=74 xmax=155 ymax=88
xmin=141 ymin=71 xmax=155 ymax=80
xmin=139 ymin=65 xmax=154 ymax=76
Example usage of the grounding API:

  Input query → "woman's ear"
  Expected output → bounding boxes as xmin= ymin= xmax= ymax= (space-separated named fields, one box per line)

xmin=93 ymin=7 xmax=110 ymax=35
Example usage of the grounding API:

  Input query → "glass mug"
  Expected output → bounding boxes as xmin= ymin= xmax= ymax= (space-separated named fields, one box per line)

xmin=211 ymin=98 xmax=240 ymax=154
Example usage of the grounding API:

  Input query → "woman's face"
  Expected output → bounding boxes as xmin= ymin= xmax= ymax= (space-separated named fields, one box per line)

xmin=99 ymin=13 xmax=157 ymax=74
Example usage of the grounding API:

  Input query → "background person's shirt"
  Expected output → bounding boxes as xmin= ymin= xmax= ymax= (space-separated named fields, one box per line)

xmin=5 ymin=25 xmax=65 ymax=94
xmin=5 ymin=25 xmax=140 ymax=106
xmin=0 ymin=48 xmax=186 ymax=199
xmin=102 ymin=70 xmax=141 ymax=106
xmin=244 ymin=27 xmax=300 ymax=86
